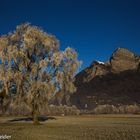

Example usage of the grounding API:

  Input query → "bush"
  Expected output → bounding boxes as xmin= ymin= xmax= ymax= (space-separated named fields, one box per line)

xmin=94 ymin=104 xmax=140 ymax=114
xmin=118 ymin=104 xmax=140 ymax=114
xmin=48 ymin=105 xmax=80 ymax=116
xmin=5 ymin=102 xmax=31 ymax=116
xmin=1 ymin=103 xmax=80 ymax=116
xmin=94 ymin=105 xmax=118 ymax=114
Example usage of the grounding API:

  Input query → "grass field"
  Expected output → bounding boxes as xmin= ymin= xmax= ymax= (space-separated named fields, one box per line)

xmin=0 ymin=115 xmax=140 ymax=140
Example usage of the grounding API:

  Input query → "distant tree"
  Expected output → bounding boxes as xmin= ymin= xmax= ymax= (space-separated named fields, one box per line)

xmin=0 ymin=23 xmax=81 ymax=124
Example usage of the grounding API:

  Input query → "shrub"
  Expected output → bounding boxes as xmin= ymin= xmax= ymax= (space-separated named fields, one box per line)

xmin=48 ymin=105 xmax=80 ymax=116
xmin=94 ymin=104 xmax=140 ymax=114
xmin=5 ymin=102 xmax=31 ymax=116
xmin=1 ymin=102 xmax=81 ymax=116
xmin=119 ymin=104 xmax=140 ymax=114
xmin=125 ymin=104 xmax=140 ymax=114
xmin=94 ymin=105 xmax=118 ymax=114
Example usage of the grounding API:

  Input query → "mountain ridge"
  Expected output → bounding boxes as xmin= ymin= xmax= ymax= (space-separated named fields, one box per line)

xmin=70 ymin=48 xmax=140 ymax=109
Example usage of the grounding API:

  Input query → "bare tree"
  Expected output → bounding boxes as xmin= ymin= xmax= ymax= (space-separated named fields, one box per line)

xmin=0 ymin=23 xmax=81 ymax=124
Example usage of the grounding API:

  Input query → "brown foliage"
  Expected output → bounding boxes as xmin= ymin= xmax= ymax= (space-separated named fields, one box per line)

xmin=0 ymin=23 xmax=81 ymax=123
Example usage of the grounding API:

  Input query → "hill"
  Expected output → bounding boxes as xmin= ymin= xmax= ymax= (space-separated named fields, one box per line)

xmin=70 ymin=48 xmax=140 ymax=109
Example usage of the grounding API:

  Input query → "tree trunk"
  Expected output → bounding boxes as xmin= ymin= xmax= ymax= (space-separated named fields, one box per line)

xmin=4 ymin=81 xmax=9 ymax=96
xmin=32 ymin=103 xmax=40 ymax=125
xmin=33 ymin=111 xmax=39 ymax=125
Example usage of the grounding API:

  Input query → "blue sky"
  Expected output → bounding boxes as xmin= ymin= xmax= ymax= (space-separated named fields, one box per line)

xmin=0 ymin=0 xmax=140 ymax=71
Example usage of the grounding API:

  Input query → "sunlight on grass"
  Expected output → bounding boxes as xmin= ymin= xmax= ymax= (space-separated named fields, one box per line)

xmin=0 ymin=115 xmax=140 ymax=140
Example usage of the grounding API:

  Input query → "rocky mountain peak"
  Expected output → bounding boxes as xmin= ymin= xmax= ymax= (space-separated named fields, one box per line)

xmin=79 ymin=48 xmax=140 ymax=83
xmin=110 ymin=48 xmax=140 ymax=72
xmin=71 ymin=48 xmax=140 ymax=109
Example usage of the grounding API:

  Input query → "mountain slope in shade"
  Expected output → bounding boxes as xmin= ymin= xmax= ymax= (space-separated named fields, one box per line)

xmin=70 ymin=48 xmax=140 ymax=109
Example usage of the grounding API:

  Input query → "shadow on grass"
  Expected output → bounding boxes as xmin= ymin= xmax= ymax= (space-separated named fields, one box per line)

xmin=8 ymin=116 xmax=56 ymax=123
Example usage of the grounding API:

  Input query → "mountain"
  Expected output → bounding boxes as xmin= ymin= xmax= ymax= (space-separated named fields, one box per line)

xmin=70 ymin=48 xmax=140 ymax=109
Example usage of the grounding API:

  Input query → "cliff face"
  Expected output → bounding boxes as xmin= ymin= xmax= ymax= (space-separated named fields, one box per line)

xmin=71 ymin=48 xmax=140 ymax=109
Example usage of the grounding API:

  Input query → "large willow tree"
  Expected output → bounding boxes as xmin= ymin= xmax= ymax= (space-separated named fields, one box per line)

xmin=0 ymin=23 xmax=80 ymax=124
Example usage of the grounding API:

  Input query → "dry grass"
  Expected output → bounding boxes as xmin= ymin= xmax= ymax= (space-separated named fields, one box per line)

xmin=0 ymin=115 xmax=140 ymax=140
